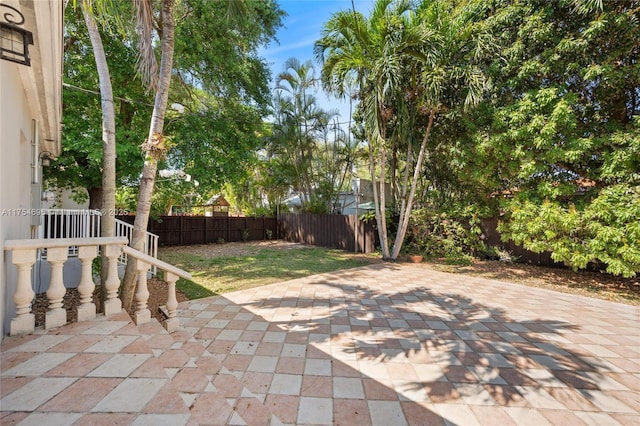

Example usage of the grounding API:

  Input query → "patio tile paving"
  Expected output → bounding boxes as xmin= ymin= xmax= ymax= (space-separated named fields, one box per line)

xmin=0 ymin=263 xmax=639 ymax=424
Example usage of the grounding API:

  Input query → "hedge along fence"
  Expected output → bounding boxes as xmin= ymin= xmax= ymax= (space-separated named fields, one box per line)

xmin=279 ymin=213 xmax=378 ymax=254
xmin=116 ymin=216 xmax=278 ymax=246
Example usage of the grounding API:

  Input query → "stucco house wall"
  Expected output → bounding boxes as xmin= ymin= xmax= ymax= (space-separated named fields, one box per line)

xmin=1 ymin=0 xmax=63 ymax=335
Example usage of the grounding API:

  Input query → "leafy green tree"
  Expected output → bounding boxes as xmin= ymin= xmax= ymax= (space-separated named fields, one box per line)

xmin=473 ymin=0 xmax=640 ymax=276
xmin=165 ymin=101 xmax=263 ymax=196
xmin=156 ymin=0 xmax=285 ymax=206
xmin=50 ymin=6 xmax=151 ymax=208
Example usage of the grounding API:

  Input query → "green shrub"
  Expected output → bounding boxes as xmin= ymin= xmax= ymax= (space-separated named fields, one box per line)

xmin=405 ymin=208 xmax=483 ymax=261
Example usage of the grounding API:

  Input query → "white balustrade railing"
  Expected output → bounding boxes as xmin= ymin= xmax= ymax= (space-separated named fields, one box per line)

xmin=4 ymin=237 xmax=191 ymax=336
xmin=38 ymin=209 xmax=102 ymax=256
xmin=5 ymin=237 xmax=127 ymax=336
xmin=122 ymin=246 xmax=192 ymax=332
xmin=38 ymin=209 xmax=159 ymax=274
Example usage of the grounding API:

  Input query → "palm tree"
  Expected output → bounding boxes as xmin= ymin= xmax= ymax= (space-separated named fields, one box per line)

xmin=315 ymin=0 xmax=435 ymax=259
xmin=79 ymin=0 xmax=253 ymax=309
xmin=121 ymin=0 xmax=177 ymax=310
xmin=388 ymin=0 xmax=490 ymax=259
xmin=316 ymin=0 xmax=490 ymax=260
xmin=272 ymin=58 xmax=340 ymax=211
xmin=80 ymin=3 xmax=117 ymax=293
xmin=276 ymin=58 xmax=319 ymax=204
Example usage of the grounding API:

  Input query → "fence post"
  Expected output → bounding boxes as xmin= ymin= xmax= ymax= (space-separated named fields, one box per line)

xmin=203 ymin=216 xmax=207 ymax=244
xmin=179 ymin=216 xmax=184 ymax=245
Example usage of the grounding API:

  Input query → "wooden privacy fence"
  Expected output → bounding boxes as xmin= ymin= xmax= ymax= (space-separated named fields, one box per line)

xmin=116 ymin=216 xmax=278 ymax=246
xmin=480 ymin=217 xmax=561 ymax=267
xmin=279 ymin=213 xmax=377 ymax=253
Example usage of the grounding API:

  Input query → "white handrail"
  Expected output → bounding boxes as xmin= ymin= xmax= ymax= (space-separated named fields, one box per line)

xmin=38 ymin=209 xmax=102 ymax=240
xmin=38 ymin=210 xmax=159 ymax=275
xmin=115 ymin=218 xmax=159 ymax=274
xmin=122 ymin=246 xmax=191 ymax=332
xmin=122 ymin=246 xmax=192 ymax=281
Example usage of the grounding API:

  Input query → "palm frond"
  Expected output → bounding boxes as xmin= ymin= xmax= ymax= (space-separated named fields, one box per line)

xmin=133 ymin=0 xmax=158 ymax=91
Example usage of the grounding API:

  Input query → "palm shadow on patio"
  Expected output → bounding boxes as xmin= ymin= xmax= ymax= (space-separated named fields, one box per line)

xmin=183 ymin=263 xmax=638 ymax=424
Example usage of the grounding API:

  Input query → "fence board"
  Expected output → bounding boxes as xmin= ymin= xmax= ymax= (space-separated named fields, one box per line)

xmin=116 ymin=215 xmax=278 ymax=246
xmin=279 ymin=213 xmax=377 ymax=253
xmin=480 ymin=217 xmax=562 ymax=267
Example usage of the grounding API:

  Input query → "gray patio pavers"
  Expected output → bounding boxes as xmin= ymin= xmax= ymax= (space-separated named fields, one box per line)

xmin=1 ymin=263 xmax=639 ymax=425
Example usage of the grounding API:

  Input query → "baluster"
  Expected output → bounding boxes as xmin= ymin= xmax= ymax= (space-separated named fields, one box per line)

xmin=164 ymin=271 xmax=180 ymax=332
xmin=77 ymin=245 xmax=98 ymax=321
xmin=9 ymin=248 xmax=37 ymax=336
xmin=133 ymin=258 xmax=151 ymax=324
xmin=46 ymin=247 xmax=68 ymax=329
xmin=103 ymin=243 xmax=122 ymax=316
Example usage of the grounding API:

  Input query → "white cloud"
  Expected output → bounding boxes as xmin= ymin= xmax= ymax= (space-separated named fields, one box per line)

xmin=261 ymin=35 xmax=318 ymax=57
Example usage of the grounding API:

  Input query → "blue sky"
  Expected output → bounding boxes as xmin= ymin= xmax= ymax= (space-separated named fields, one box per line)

xmin=258 ymin=0 xmax=374 ymax=125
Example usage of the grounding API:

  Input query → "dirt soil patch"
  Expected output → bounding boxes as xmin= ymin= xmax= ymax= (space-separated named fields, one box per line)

xmin=423 ymin=258 xmax=639 ymax=305
xmin=34 ymin=277 xmax=190 ymax=327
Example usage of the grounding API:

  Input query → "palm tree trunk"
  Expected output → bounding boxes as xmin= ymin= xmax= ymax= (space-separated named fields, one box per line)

xmin=390 ymin=109 xmax=435 ymax=259
xmin=390 ymin=136 xmax=413 ymax=257
xmin=121 ymin=0 xmax=176 ymax=311
xmin=82 ymin=5 xmax=116 ymax=291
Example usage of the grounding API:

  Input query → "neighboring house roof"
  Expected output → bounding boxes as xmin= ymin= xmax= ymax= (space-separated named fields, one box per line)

xmin=283 ymin=194 xmax=301 ymax=208
xmin=206 ymin=195 xmax=230 ymax=207
xmin=356 ymin=201 xmax=376 ymax=210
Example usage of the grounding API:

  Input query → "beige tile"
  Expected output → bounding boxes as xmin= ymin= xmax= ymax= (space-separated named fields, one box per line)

xmin=0 ymin=377 xmax=77 ymax=411
xmin=88 ymin=354 xmax=151 ymax=378
xmin=298 ymin=397 xmax=333 ymax=425
xmin=7 ymin=335 xmax=71 ymax=353
xmin=132 ymin=414 xmax=190 ymax=425
xmin=1 ymin=352 xmax=75 ymax=377
xmin=503 ymin=407 xmax=553 ymax=426
xmin=248 ymin=356 xmax=278 ymax=373
xmin=269 ymin=373 xmax=302 ymax=395
xmin=436 ymin=403 xmax=481 ymax=426
xmin=85 ymin=335 xmax=139 ymax=353
xmin=15 ymin=412 xmax=83 ymax=425
xmin=469 ymin=406 xmax=516 ymax=425
xmin=368 ymin=400 xmax=407 ymax=426
xmin=578 ymin=389 xmax=637 ymax=413
xmin=91 ymin=378 xmax=167 ymax=412
xmin=39 ymin=378 xmax=121 ymax=412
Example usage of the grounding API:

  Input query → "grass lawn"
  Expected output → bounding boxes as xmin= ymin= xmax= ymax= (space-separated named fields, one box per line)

xmin=158 ymin=242 xmax=379 ymax=299
xmin=157 ymin=240 xmax=638 ymax=306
